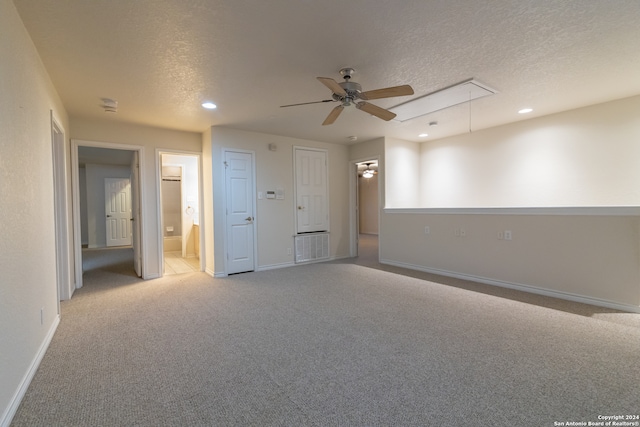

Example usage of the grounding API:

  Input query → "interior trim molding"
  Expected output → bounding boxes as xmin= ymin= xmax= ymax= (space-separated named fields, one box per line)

xmin=380 ymin=259 xmax=640 ymax=314
xmin=1 ymin=315 xmax=60 ymax=427
xmin=384 ymin=206 xmax=640 ymax=216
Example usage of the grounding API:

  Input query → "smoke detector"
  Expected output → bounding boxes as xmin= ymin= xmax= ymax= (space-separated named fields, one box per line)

xmin=101 ymin=98 xmax=118 ymax=113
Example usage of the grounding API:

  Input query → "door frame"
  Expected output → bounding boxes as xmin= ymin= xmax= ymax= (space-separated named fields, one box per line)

xmin=222 ymin=148 xmax=257 ymax=275
xmin=71 ymin=139 xmax=146 ymax=288
xmin=156 ymin=149 xmax=204 ymax=276
xmin=131 ymin=151 xmax=142 ymax=277
xmin=50 ymin=112 xmax=72 ymax=303
xmin=349 ymin=156 xmax=381 ymax=258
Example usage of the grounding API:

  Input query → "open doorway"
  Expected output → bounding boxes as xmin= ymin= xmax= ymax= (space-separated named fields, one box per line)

xmin=159 ymin=152 xmax=202 ymax=275
xmin=354 ymin=159 xmax=380 ymax=263
xmin=71 ymin=140 xmax=144 ymax=289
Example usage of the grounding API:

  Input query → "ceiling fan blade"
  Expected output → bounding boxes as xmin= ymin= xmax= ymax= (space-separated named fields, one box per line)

xmin=280 ymin=99 xmax=334 ymax=108
xmin=317 ymin=77 xmax=347 ymax=96
xmin=322 ymin=105 xmax=344 ymax=125
xmin=360 ymin=84 xmax=414 ymax=100
xmin=356 ymin=101 xmax=396 ymax=121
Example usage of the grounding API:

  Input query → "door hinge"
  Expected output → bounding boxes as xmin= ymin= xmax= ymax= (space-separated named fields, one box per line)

xmin=224 ymin=161 xmax=229 ymax=168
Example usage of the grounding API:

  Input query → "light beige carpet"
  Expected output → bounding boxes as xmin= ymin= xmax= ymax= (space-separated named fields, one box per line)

xmin=11 ymin=242 xmax=640 ymax=426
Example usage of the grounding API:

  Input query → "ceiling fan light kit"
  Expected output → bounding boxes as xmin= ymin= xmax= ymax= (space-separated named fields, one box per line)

xmin=361 ymin=162 xmax=377 ymax=179
xmin=281 ymin=67 xmax=414 ymax=126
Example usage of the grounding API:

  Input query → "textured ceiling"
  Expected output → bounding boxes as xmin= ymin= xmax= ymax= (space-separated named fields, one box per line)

xmin=13 ymin=0 xmax=640 ymax=144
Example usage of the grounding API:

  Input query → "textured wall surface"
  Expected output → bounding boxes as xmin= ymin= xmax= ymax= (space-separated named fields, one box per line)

xmin=0 ymin=0 xmax=69 ymax=423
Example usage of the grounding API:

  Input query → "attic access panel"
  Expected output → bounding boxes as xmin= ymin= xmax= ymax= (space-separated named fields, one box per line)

xmin=389 ymin=79 xmax=497 ymax=122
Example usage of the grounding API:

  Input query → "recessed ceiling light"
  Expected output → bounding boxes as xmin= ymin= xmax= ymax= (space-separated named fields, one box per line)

xmin=518 ymin=108 xmax=533 ymax=114
xmin=419 ymin=133 xmax=429 ymax=138
xmin=202 ymin=102 xmax=217 ymax=109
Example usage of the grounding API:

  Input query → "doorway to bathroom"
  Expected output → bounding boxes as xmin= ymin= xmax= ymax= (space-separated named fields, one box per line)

xmin=159 ymin=152 xmax=202 ymax=275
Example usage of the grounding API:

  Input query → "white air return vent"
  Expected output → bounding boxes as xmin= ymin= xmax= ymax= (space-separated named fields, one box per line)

xmin=295 ymin=233 xmax=329 ymax=263
xmin=389 ymin=79 xmax=497 ymax=122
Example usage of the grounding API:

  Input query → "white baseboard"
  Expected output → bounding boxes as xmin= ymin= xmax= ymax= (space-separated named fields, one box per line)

xmin=1 ymin=315 xmax=60 ymax=427
xmin=257 ymin=261 xmax=296 ymax=271
xmin=205 ymin=268 xmax=215 ymax=277
xmin=381 ymin=259 xmax=640 ymax=314
xmin=218 ymin=256 xmax=350 ymax=275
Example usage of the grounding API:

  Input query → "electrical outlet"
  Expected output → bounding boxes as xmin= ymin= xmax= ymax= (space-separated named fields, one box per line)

xmin=424 ymin=226 xmax=430 ymax=235
xmin=504 ymin=230 xmax=512 ymax=241
xmin=454 ymin=228 xmax=460 ymax=237
xmin=286 ymin=248 xmax=292 ymax=255
xmin=460 ymin=229 xmax=466 ymax=237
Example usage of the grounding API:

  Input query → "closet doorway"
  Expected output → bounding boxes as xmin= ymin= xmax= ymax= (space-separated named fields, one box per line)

xmin=159 ymin=152 xmax=202 ymax=275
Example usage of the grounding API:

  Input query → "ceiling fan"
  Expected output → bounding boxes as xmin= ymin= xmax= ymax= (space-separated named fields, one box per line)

xmin=281 ymin=68 xmax=414 ymax=125
xmin=360 ymin=163 xmax=378 ymax=178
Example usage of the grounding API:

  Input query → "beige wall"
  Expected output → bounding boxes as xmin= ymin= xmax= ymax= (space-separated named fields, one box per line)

xmin=0 ymin=0 xmax=70 ymax=422
xmin=381 ymin=96 xmax=640 ymax=311
xmin=358 ymin=175 xmax=379 ymax=234
xmin=70 ymin=118 xmax=202 ymax=278
xmin=202 ymin=127 xmax=214 ymax=276
xmin=206 ymin=127 xmax=350 ymax=275
xmin=381 ymin=209 xmax=640 ymax=309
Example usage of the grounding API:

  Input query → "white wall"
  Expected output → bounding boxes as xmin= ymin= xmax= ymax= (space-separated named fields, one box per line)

xmin=381 ymin=96 xmax=640 ymax=311
xmin=0 ymin=0 xmax=70 ymax=423
xmin=206 ymin=127 xmax=350 ymax=275
xmin=70 ymin=118 xmax=202 ymax=278
xmin=418 ymin=96 xmax=640 ymax=208
xmin=384 ymin=137 xmax=420 ymax=208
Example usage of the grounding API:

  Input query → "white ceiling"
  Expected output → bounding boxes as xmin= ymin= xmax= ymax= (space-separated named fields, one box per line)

xmin=13 ymin=0 xmax=640 ymax=144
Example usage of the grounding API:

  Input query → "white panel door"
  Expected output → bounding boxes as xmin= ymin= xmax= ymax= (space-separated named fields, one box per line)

xmin=105 ymin=178 xmax=132 ymax=247
xmin=295 ymin=148 xmax=328 ymax=233
xmin=225 ymin=151 xmax=255 ymax=274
